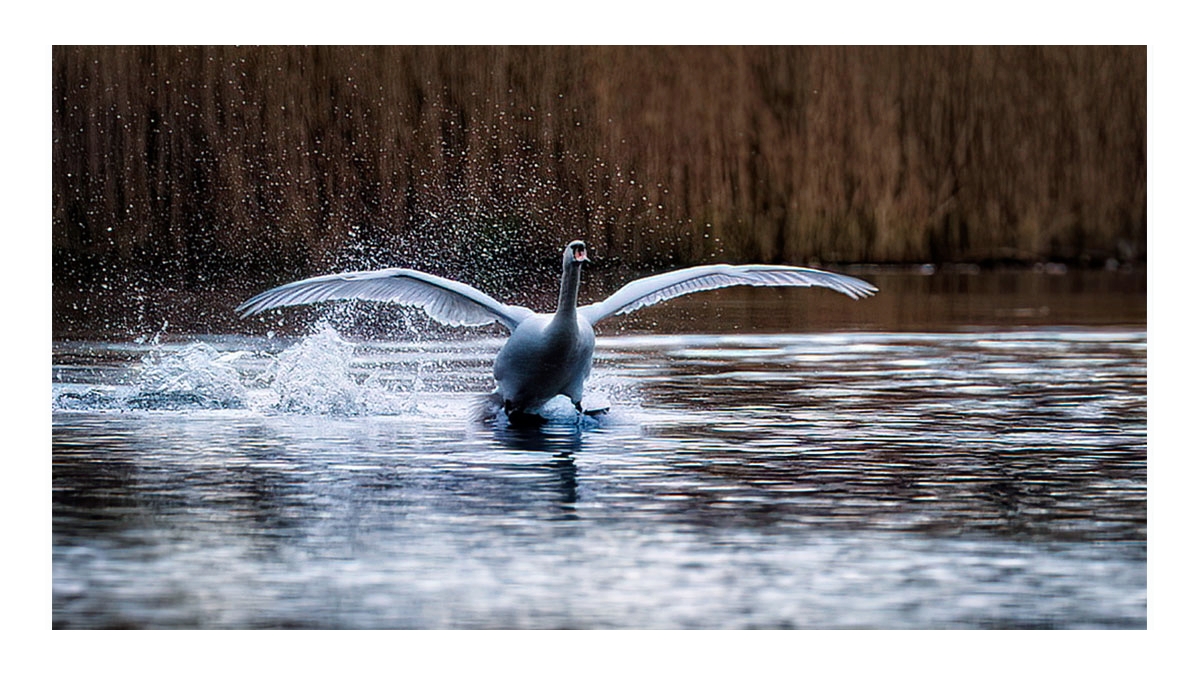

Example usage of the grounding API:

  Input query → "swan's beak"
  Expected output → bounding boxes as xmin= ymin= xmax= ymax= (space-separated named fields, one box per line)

xmin=574 ymin=249 xmax=589 ymax=263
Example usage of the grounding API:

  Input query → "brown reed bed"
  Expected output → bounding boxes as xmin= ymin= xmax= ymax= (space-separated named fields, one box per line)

xmin=53 ymin=45 xmax=1145 ymax=298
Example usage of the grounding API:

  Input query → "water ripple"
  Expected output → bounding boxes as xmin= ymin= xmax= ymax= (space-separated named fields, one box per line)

xmin=53 ymin=327 xmax=1145 ymax=628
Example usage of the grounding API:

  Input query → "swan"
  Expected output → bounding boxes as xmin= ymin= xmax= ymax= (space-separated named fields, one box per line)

xmin=237 ymin=241 xmax=877 ymax=418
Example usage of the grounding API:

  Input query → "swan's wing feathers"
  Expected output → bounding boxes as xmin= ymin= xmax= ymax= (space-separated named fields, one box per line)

xmin=237 ymin=268 xmax=533 ymax=331
xmin=579 ymin=264 xmax=877 ymax=324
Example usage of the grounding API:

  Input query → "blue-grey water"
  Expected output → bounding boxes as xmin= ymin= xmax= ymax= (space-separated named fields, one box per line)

xmin=53 ymin=309 xmax=1146 ymax=628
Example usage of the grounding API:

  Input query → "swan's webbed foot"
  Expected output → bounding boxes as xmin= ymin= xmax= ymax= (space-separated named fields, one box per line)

xmin=503 ymin=399 xmax=548 ymax=427
xmin=506 ymin=410 xmax=549 ymax=427
xmin=576 ymin=397 xmax=609 ymax=417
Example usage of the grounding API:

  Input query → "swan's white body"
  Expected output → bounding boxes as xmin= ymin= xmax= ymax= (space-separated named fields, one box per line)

xmin=238 ymin=241 xmax=877 ymax=417
xmin=494 ymin=313 xmax=595 ymax=413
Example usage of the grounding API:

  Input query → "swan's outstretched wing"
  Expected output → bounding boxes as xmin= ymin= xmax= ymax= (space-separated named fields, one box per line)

xmin=237 ymin=268 xmax=534 ymax=331
xmin=579 ymin=264 xmax=877 ymax=325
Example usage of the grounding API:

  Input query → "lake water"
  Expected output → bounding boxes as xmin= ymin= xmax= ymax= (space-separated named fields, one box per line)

xmin=52 ymin=271 xmax=1146 ymax=629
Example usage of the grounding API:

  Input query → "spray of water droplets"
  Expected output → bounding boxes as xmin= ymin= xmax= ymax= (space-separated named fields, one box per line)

xmin=54 ymin=323 xmax=634 ymax=427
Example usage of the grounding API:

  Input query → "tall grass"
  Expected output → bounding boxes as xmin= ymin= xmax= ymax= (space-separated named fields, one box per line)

xmin=53 ymin=45 xmax=1145 ymax=293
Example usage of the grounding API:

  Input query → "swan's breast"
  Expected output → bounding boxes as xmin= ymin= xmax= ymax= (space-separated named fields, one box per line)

xmin=493 ymin=314 xmax=595 ymax=402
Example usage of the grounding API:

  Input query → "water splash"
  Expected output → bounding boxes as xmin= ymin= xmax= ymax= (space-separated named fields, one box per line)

xmin=53 ymin=386 xmax=123 ymax=411
xmin=126 ymin=343 xmax=248 ymax=409
xmin=469 ymin=393 xmax=615 ymax=432
xmin=257 ymin=324 xmax=375 ymax=414
xmin=53 ymin=325 xmax=404 ymax=415
xmin=54 ymin=324 xmax=637 ymax=423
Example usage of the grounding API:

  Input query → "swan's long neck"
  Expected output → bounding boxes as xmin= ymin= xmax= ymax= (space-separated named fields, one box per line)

xmin=554 ymin=261 xmax=581 ymax=322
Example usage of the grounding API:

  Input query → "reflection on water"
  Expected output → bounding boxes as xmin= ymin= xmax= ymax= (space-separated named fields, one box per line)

xmin=53 ymin=319 xmax=1145 ymax=628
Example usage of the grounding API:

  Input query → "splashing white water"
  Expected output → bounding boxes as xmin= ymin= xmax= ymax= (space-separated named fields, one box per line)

xmin=57 ymin=324 xmax=635 ymax=424
xmin=251 ymin=323 xmax=419 ymax=415
xmin=128 ymin=342 xmax=248 ymax=409
xmin=79 ymin=324 xmax=406 ymax=415
xmin=258 ymin=324 xmax=370 ymax=414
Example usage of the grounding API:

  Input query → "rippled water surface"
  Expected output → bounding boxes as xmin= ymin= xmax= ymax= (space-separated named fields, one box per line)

xmin=53 ymin=318 xmax=1146 ymax=628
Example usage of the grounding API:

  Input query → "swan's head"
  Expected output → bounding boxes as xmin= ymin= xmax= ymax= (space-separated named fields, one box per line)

xmin=563 ymin=240 xmax=589 ymax=268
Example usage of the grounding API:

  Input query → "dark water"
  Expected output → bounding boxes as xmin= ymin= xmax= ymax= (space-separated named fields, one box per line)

xmin=52 ymin=284 xmax=1146 ymax=628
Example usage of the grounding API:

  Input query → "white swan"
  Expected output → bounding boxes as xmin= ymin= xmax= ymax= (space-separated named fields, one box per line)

xmin=238 ymin=241 xmax=877 ymax=417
